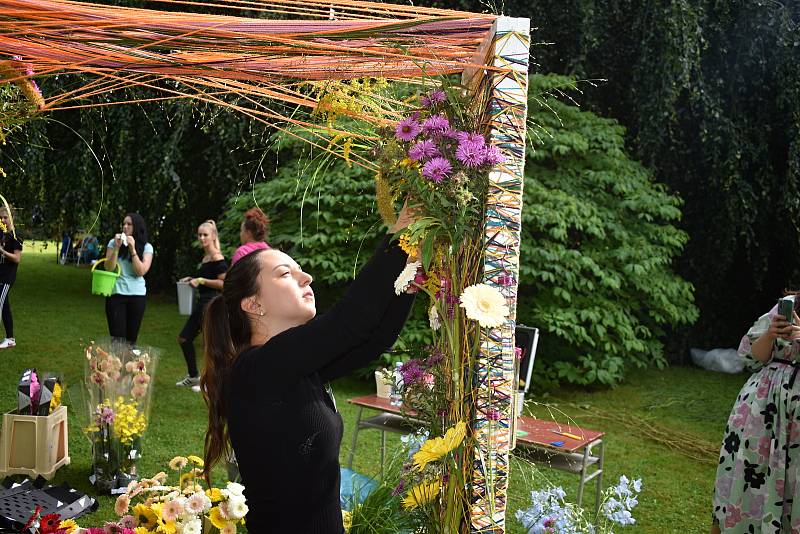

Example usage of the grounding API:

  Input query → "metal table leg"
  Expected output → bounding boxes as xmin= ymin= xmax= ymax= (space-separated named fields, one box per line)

xmin=594 ymin=439 xmax=605 ymax=516
xmin=576 ymin=443 xmax=590 ymax=508
xmin=347 ymin=406 xmax=364 ymax=469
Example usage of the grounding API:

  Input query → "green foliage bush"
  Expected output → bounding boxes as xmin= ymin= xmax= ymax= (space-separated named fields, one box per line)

xmin=521 ymin=75 xmax=697 ymax=386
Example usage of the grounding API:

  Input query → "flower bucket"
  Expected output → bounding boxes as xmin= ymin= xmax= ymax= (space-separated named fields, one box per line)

xmin=176 ymin=282 xmax=195 ymax=316
xmin=91 ymin=259 xmax=120 ymax=296
xmin=375 ymin=370 xmax=392 ymax=399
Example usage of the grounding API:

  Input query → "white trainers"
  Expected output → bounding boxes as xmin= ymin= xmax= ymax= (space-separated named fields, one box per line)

xmin=0 ymin=338 xmax=16 ymax=349
xmin=191 ymin=385 xmax=201 ymax=393
xmin=176 ymin=375 xmax=200 ymax=387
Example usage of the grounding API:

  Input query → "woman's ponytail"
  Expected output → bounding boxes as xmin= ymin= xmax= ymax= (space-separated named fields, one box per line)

xmin=200 ymin=248 xmax=267 ymax=484
xmin=201 ymin=295 xmax=234 ymax=484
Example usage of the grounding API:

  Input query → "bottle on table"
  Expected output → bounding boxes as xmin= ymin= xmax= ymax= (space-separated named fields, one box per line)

xmin=389 ymin=361 xmax=403 ymax=406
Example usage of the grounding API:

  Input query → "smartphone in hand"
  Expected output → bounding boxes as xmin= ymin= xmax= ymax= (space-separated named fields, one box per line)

xmin=778 ymin=297 xmax=794 ymax=325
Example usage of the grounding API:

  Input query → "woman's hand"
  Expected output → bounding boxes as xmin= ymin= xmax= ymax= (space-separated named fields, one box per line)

xmin=114 ymin=233 xmax=123 ymax=248
xmin=188 ymin=278 xmax=201 ymax=288
xmin=179 ymin=276 xmax=191 ymax=283
xmin=126 ymin=235 xmax=137 ymax=252
xmin=389 ymin=199 xmax=418 ymax=234
xmin=768 ymin=313 xmax=797 ymax=341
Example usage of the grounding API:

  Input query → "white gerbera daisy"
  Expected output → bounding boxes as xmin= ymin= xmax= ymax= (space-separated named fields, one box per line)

xmin=394 ymin=261 xmax=422 ymax=295
xmin=459 ymin=284 xmax=509 ymax=328
xmin=428 ymin=305 xmax=441 ymax=331
xmin=226 ymin=482 xmax=245 ymax=498
xmin=227 ymin=496 xmax=249 ymax=520
xmin=182 ymin=518 xmax=202 ymax=534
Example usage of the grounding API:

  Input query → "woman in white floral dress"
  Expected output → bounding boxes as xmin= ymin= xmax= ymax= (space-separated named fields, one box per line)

xmin=712 ymin=295 xmax=800 ymax=533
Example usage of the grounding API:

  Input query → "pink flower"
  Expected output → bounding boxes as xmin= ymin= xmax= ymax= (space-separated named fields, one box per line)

xmin=100 ymin=406 xmax=115 ymax=424
xmin=420 ymin=89 xmax=446 ymax=107
xmin=757 ymin=436 xmax=772 ymax=459
xmin=133 ymin=373 xmax=150 ymax=385
xmin=486 ymin=408 xmax=501 ymax=421
xmin=455 ymin=139 xmax=485 ymax=168
xmin=481 ymin=145 xmax=505 ymax=166
xmin=119 ymin=515 xmax=136 ymax=529
xmin=395 ymin=117 xmax=422 ymax=142
xmin=455 ymin=131 xmax=486 ymax=147
xmin=408 ymin=139 xmax=439 ymax=161
xmin=131 ymin=385 xmax=148 ymax=399
xmin=422 ymin=157 xmax=452 ymax=183
xmin=422 ymin=114 xmax=450 ymax=134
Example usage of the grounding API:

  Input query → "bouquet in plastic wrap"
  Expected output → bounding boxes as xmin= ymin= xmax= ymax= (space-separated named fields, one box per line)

xmin=81 ymin=339 xmax=159 ymax=494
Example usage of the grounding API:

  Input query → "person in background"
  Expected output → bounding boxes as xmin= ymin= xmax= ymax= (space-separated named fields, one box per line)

xmin=230 ymin=207 xmax=270 ymax=266
xmin=104 ymin=213 xmax=154 ymax=345
xmin=0 ymin=205 xmax=22 ymax=349
xmin=711 ymin=292 xmax=800 ymax=533
xmin=176 ymin=220 xmax=227 ymax=392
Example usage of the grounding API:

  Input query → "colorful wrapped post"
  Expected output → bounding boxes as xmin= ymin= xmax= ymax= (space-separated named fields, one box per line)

xmin=465 ymin=16 xmax=531 ymax=533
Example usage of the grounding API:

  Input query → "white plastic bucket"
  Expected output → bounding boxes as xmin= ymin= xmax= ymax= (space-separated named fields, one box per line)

xmin=375 ymin=370 xmax=392 ymax=399
xmin=177 ymin=282 xmax=195 ymax=316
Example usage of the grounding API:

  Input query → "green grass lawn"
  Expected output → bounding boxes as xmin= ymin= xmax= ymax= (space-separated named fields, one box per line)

xmin=0 ymin=243 xmax=746 ymax=532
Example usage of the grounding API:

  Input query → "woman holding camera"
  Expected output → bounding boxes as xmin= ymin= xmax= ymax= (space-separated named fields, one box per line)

xmin=104 ymin=213 xmax=154 ymax=345
xmin=712 ymin=294 xmax=800 ymax=533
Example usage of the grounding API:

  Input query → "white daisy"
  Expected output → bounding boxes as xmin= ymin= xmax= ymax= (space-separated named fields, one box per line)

xmin=394 ymin=261 xmax=422 ymax=295
xmin=226 ymin=482 xmax=245 ymax=498
xmin=459 ymin=284 xmax=509 ymax=328
xmin=182 ymin=518 xmax=202 ymax=534
xmin=226 ymin=496 xmax=249 ymax=520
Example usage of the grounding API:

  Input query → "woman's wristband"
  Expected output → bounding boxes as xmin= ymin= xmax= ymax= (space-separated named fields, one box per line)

xmin=197 ymin=277 xmax=206 ymax=286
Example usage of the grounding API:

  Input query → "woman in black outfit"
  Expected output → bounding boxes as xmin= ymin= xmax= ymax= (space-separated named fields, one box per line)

xmin=201 ymin=203 xmax=416 ymax=533
xmin=0 ymin=205 xmax=22 ymax=349
xmin=176 ymin=220 xmax=227 ymax=391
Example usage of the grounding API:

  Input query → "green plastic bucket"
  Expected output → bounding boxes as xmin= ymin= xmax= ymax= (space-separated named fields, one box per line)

xmin=91 ymin=258 xmax=121 ymax=296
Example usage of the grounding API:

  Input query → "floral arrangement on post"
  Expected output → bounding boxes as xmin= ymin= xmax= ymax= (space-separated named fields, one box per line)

xmin=82 ymin=339 xmax=159 ymax=493
xmin=21 ymin=455 xmax=247 ymax=534
xmin=371 ymin=83 xmax=511 ymax=531
xmin=515 ymin=476 xmax=643 ymax=533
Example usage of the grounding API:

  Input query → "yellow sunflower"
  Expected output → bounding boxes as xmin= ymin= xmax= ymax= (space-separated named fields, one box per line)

xmin=58 ymin=519 xmax=79 ymax=533
xmin=412 ymin=421 xmax=467 ymax=471
xmin=402 ymin=479 xmax=441 ymax=510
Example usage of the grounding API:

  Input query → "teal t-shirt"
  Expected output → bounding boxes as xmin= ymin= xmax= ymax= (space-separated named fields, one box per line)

xmin=107 ymin=240 xmax=154 ymax=296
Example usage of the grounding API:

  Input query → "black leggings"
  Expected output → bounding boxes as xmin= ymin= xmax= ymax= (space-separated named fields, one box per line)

xmin=178 ymin=299 xmax=210 ymax=378
xmin=105 ymin=294 xmax=146 ymax=345
xmin=0 ymin=283 xmax=13 ymax=338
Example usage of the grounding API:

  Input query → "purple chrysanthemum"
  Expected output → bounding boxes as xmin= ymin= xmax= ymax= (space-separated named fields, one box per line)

xmin=422 ymin=114 xmax=450 ymax=134
xmin=455 ymin=140 xmax=485 ymax=168
xmin=420 ymin=89 xmax=447 ymax=107
xmin=395 ymin=116 xmax=422 ymax=142
xmin=482 ymin=145 xmax=505 ymax=166
xmin=455 ymin=131 xmax=486 ymax=147
xmin=422 ymin=157 xmax=452 ymax=183
xmin=408 ymin=139 xmax=440 ymax=161
xmin=486 ymin=409 xmax=501 ymax=421
xmin=428 ymin=89 xmax=447 ymax=104
xmin=400 ymin=360 xmax=427 ymax=386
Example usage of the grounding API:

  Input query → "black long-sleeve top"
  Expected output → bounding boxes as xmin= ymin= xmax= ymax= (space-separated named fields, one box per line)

xmin=226 ymin=236 xmax=414 ymax=533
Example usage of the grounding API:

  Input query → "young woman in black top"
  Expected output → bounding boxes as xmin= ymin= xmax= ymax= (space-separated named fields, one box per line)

xmin=0 ymin=206 xmax=21 ymax=349
xmin=201 ymin=203 xmax=416 ymax=533
xmin=176 ymin=220 xmax=227 ymax=391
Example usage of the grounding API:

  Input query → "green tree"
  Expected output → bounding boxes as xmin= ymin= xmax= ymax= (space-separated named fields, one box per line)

xmin=521 ymin=74 xmax=697 ymax=386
